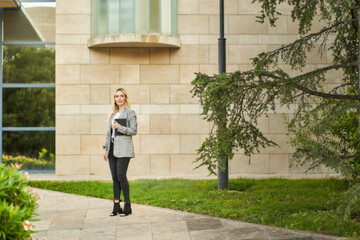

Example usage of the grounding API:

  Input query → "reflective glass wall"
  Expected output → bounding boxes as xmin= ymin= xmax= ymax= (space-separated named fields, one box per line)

xmin=1 ymin=1 xmax=56 ymax=171
xmin=91 ymin=0 xmax=177 ymax=36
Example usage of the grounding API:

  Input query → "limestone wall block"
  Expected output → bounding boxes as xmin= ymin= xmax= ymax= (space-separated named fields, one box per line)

xmin=170 ymin=45 xmax=209 ymax=64
xmin=133 ymin=135 xmax=140 ymax=154
xmin=80 ymin=105 xmax=111 ymax=114
xmin=180 ymin=65 xmax=199 ymax=84
xmin=261 ymin=134 xmax=294 ymax=154
xmin=150 ymin=155 xmax=171 ymax=176
xmin=178 ymin=0 xmax=198 ymax=14
xmin=90 ymin=48 xmax=110 ymax=64
xmin=268 ymin=114 xmax=289 ymax=134
xmin=150 ymin=48 xmax=170 ymax=64
xmin=90 ymin=114 xmax=108 ymax=135
xmin=150 ymin=85 xmax=170 ymax=104
xmin=56 ymin=0 xmax=91 ymax=14
xmin=170 ymin=85 xmax=198 ymax=104
xmin=269 ymin=154 xmax=290 ymax=173
xmin=141 ymin=135 xmax=180 ymax=154
xmin=90 ymin=155 xmax=110 ymax=175
xmin=56 ymin=105 xmax=80 ymax=115
xmin=137 ymin=114 xmax=150 ymax=134
xmin=56 ymin=35 xmax=90 ymax=45
xmin=170 ymin=115 xmax=210 ymax=134
xmin=178 ymin=15 xmax=209 ymax=34
xmin=170 ymin=155 xmax=208 ymax=175
xmin=81 ymin=65 xmax=119 ymax=84
xmin=56 ymin=135 xmax=80 ymax=155
xmin=140 ymin=65 xmax=179 ymax=84
xmin=228 ymin=45 xmax=268 ymax=64
xmin=180 ymin=104 xmax=201 ymax=114
xmin=229 ymin=15 xmax=268 ymax=34
xmin=199 ymin=0 xmax=238 ymax=14
xmin=56 ymin=45 xmax=89 ymax=64
xmin=56 ymin=114 xmax=90 ymax=135
xmin=199 ymin=64 xmax=217 ymax=75
xmin=150 ymin=115 xmax=170 ymax=134
xmin=110 ymin=48 xmax=149 ymax=64
xmin=258 ymin=35 xmax=298 ymax=45
xmin=90 ymin=85 xmax=111 ymax=104
xmin=230 ymin=154 xmax=270 ymax=174
xmin=56 ymin=15 xmax=90 ymax=34
xmin=120 ymin=65 xmax=140 ymax=84
xmin=56 ymin=155 xmax=90 ymax=175
xmin=180 ymin=35 xmax=200 ymax=45
xmin=268 ymin=15 xmax=288 ymax=34
xmin=321 ymin=66 xmax=344 ymax=84
xmin=56 ymin=84 xmax=90 ymax=104
xmin=140 ymin=105 xmax=179 ymax=115
xmin=180 ymin=135 xmax=201 ymax=154
xmin=306 ymin=45 xmax=327 ymax=64
xmin=80 ymin=135 xmax=105 ymax=155
xmin=238 ymin=0 xmax=258 ymax=14
xmin=209 ymin=15 xmax=229 ymax=35
xmin=238 ymin=35 xmax=258 ymax=45
xmin=56 ymin=65 xmax=80 ymax=84
xmin=128 ymin=155 xmax=150 ymax=176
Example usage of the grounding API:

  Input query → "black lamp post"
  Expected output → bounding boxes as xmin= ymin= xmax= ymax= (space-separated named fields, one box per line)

xmin=218 ymin=0 xmax=228 ymax=190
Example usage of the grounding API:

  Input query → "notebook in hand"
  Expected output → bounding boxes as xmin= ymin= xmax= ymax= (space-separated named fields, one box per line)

xmin=114 ymin=118 xmax=127 ymax=135
xmin=115 ymin=118 xmax=127 ymax=127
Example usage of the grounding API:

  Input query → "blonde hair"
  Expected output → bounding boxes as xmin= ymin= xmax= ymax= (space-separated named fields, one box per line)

xmin=108 ymin=88 xmax=131 ymax=121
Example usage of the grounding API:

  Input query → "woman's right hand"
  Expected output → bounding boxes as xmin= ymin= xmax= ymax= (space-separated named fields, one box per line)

xmin=103 ymin=148 xmax=107 ymax=161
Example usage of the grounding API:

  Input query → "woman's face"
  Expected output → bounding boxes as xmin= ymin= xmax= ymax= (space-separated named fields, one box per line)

xmin=114 ymin=90 xmax=126 ymax=107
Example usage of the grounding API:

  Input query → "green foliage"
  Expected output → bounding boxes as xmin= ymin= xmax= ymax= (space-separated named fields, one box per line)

xmin=2 ymin=153 xmax=55 ymax=171
xmin=30 ymin=178 xmax=360 ymax=238
xmin=0 ymin=164 xmax=39 ymax=240
xmin=191 ymin=0 xmax=360 ymax=220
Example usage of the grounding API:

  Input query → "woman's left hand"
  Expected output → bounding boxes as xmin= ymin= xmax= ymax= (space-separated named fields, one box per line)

xmin=113 ymin=120 xmax=119 ymax=129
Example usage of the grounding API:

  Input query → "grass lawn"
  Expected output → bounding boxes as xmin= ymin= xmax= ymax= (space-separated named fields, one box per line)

xmin=30 ymin=178 xmax=360 ymax=239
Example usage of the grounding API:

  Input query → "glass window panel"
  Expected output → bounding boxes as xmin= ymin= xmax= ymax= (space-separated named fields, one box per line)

xmin=161 ymin=0 xmax=171 ymax=35
xmin=108 ymin=0 xmax=120 ymax=33
xmin=171 ymin=0 xmax=178 ymax=36
xmin=3 ymin=131 xmax=55 ymax=170
xmin=4 ymin=2 xmax=56 ymax=42
xmin=91 ymin=0 xmax=98 ymax=35
xmin=3 ymin=45 xmax=55 ymax=84
xmin=3 ymin=88 xmax=55 ymax=127
xmin=97 ymin=0 xmax=108 ymax=35
xmin=149 ymin=0 xmax=160 ymax=33
xmin=135 ymin=0 xmax=148 ymax=33
xmin=120 ymin=0 xmax=135 ymax=33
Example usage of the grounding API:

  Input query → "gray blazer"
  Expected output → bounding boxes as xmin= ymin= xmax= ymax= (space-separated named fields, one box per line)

xmin=103 ymin=108 xmax=137 ymax=158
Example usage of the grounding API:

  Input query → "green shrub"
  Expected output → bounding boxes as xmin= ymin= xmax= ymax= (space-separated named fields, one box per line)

xmin=0 ymin=163 xmax=39 ymax=240
xmin=2 ymin=154 xmax=54 ymax=170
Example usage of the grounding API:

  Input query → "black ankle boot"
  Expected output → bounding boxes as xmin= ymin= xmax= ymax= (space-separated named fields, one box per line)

xmin=110 ymin=201 xmax=122 ymax=216
xmin=122 ymin=202 xmax=132 ymax=216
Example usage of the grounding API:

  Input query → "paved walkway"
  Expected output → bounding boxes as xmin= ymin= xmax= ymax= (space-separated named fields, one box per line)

xmin=32 ymin=188 xmax=350 ymax=240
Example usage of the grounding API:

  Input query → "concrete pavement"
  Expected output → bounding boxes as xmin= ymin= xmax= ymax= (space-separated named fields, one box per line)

xmin=31 ymin=188 xmax=350 ymax=240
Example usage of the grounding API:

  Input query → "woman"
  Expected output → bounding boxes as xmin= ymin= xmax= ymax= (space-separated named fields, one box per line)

xmin=103 ymin=88 xmax=137 ymax=217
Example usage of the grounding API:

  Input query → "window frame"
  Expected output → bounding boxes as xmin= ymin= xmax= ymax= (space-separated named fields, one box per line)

xmin=0 ymin=0 xmax=56 ymax=172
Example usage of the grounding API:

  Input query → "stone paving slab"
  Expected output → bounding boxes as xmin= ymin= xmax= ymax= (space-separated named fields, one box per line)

xmin=31 ymin=188 xmax=352 ymax=240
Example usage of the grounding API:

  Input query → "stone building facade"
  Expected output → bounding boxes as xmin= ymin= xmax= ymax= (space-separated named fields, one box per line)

xmin=55 ymin=0 xmax=335 ymax=177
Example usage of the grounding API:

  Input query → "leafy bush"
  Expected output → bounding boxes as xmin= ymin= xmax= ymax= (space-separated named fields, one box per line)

xmin=0 ymin=163 xmax=39 ymax=240
xmin=2 ymin=153 xmax=54 ymax=170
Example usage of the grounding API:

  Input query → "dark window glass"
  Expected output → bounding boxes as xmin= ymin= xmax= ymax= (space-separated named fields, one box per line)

xmin=3 ymin=88 xmax=55 ymax=127
xmin=3 ymin=45 xmax=55 ymax=84
xmin=3 ymin=131 xmax=55 ymax=170
xmin=4 ymin=3 xmax=55 ymax=42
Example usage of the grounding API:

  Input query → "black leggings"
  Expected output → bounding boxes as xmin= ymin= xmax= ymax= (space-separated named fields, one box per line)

xmin=108 ymin=142 xmax=130 ymax=202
